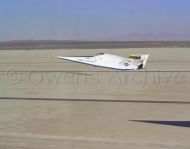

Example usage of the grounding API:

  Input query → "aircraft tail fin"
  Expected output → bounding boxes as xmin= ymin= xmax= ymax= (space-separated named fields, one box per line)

xmin=140 ymin=54 xmax=149 ymax=68
xmin=128 ymin=54 xmax=149 ymax=69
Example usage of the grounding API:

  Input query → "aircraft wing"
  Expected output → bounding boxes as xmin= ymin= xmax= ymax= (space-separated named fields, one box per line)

xmin=58 ymin=56 xmax=98 ymax=66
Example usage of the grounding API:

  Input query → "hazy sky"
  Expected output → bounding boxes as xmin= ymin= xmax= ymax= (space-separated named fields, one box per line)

xmin=1 ymin=0 xmax=190 ymax=41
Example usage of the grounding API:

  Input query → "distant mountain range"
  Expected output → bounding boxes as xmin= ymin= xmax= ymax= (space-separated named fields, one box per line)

xmin=0 ymin=40 xmax=190 ymax=50
xmin=124 ymin=32 xmax=190 ymax=41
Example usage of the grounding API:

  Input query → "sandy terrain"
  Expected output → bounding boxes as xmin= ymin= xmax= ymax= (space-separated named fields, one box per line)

xmin=0 ymin=48 xmax=190 ymax=149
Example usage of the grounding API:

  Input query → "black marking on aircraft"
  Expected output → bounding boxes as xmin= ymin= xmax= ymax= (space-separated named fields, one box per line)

xmin=131 ymin=120 xmax=190 ymax=128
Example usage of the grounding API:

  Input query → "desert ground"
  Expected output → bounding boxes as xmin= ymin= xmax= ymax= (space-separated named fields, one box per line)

xmin=0 ymin=47 xmax=190 ymax=149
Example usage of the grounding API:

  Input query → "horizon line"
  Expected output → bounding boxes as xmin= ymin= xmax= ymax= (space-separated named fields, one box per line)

xmin=1 ymin=40 xmax=190 ymax=42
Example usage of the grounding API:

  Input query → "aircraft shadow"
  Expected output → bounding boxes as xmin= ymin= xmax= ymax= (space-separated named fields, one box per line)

xmin=131 ymin=120 xmax=190 ymax=128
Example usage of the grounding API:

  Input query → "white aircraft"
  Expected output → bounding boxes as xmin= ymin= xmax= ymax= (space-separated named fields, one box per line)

xmin=58 ymin=53 xmax=149 ymax=70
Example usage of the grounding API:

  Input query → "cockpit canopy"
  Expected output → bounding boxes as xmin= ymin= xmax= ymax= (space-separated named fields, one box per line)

xmin=128 ymin=55 xmax=141 ymax=59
